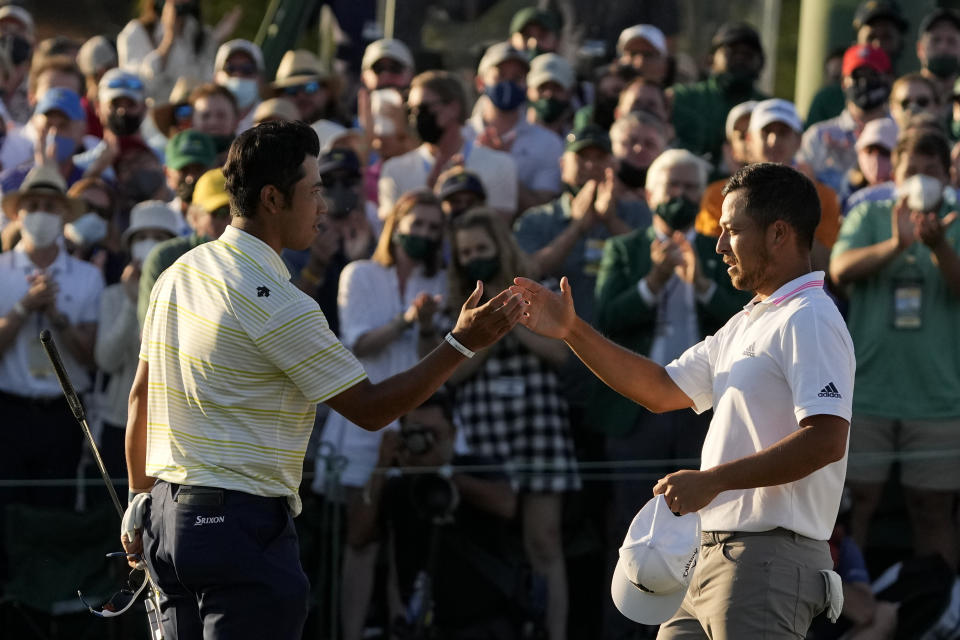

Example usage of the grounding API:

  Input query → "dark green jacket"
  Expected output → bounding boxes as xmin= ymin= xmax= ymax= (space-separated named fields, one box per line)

xmin=586 ymin=226 xmax=752 ymax=435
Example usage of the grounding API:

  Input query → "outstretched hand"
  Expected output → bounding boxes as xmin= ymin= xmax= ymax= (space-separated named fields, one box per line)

xmin=509 ymin=276 xmax=576 ymax=340
xmin=450 ymin=281 xmax=525 ymax=351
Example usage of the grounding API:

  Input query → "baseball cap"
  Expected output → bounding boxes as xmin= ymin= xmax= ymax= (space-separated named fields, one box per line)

xmin=438 ymin=170 xmax=486 ymax=201
xmin=192 ymin=168 xmax=230 ymax=214
xmin=711 ymin=22 xmax=763 ymax=53
xmin=252 ymin=97 xmax=300 ymax=124
xmin=617 ymin=25 xmax=668 ymax=57
xmin=919 ymin=8 xmax=960 ymax=35
xmin=611 ymin=495 xmax=701 ymax=625
xmin=0 ymin=5 xmax=33 ymax=37
xmin=725 ymin=100 xmax=758 ymax=138
xmin=273 ymin=49 xmax=328 ymax=89
xmin=748 ymin=98 xmax=803 ymax=134
xmin=121 ymin=200 xmax=180 ymax=247
xmin=165 ymin=130 xmax=216 ymax=171
xmin=76 ymin=35 xmax=117 ymax=77
xmin=362 ymin=39 xmax=414 ymax=72
xmin=853 ymin=0 xmax=908 ymax=32
xmin=215 ymin=39 xmax=264 ymax=74
xmin=527 ymin=53 xmax=575 ymax=91
xmin=317 ymin=148 xmax=360 ymax=176
xmin=36 ymin=87 xmax=84 ymax=121
xmin=510 ymin=7 xmax=561 ymax=35
xmin=856 ymin=117 xmax=898 ymax=151
xmin=841 ymin=44 xmax=891 ymax=77
xmin=98 ymin=68 xmax=145 ymax=105
xmin=565 ymin=124 xmax=612 ymax=154
xmin=478 ymin=41 xmax=529 ymax=75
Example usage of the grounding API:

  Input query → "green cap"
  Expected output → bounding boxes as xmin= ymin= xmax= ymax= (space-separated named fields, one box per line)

xmin=165 ymin=130 xmax=216 ymax=171
xmin=565 ymin=124 xmax=611 ymax=154
xmin=510 ymin=7 xmax=561 ymax=35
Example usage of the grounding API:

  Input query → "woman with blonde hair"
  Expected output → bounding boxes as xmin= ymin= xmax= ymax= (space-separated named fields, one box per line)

xmin=319 ymin=187 xmax=447 ymax=640
xmin=444 ymin=208 xmax=580 ymax=640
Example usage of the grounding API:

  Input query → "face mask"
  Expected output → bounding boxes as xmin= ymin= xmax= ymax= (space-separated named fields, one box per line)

xmin=715 ymin=66 xmax=758 ymax=94
xmin=593 ymin=94 xmax=619 ymax=131
xmin=528 ymin=46 xmax=548 ymax=60
xmin=222 ymin=77 xmax=259 ymax=110
xmin=124 ymin=168 xmax=165 ymax=202
xmin=323 ymin=183 xmax=359 ymax=219
xmin=131 ymin=238 xmax=160 ymax=263
xmin=64 ymin=212 xmax=107 ymax=248
xmin=20 ymin=211 xmax=63 ymax=248
xmin=175 ymin=176 xmax=197 ymax=203
xmin=898 ymin=173 xmax=944 ymax=212
xmin=926 ymin=54 xmax=960 ymax=79
xmin=858 ymin=152 xmax=892 ymax=185
xmin=463 ymin=255 xmax=500 ymax=283
xmin=107 ymin=111 xmax=143 ymax=137
xmin=412 ymin=108 xmax=444 ymax=144
xmin=655 ymin=196 xmax=699 ymax=231
xmin=484 ymin=80 xmax=527 ymax=112
xmin=394 ymin=233 xmax=438 ymax=261
xmin=616 ymin=160 xmax=647 ymax=189
xmin=843 ymin=77 xmax=890 ymax=111
xmin=531 ymin=97 xmax=569 ymax=124
xmin=210 ymin=134 xmax=234 ymax=155
xmin=45 ymin=132 xmax=76 ymax=163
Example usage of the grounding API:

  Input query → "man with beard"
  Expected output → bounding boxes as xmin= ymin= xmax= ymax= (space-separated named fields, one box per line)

xmin=512 ymin=162 xmax=853 ymax=638
xmin=671 ymin=22 xmax=768 ymax=171
xmin=800 ymin=44 xmax=893 ymax=196
xmin=378 ymin=71 xmax=517 ymax=221
xmin=471 ymin=41 xmax=563 ymax=211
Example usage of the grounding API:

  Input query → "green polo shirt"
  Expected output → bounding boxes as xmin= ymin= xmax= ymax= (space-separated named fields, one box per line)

xmin=832 ymin=199 xmax=960 ymax=419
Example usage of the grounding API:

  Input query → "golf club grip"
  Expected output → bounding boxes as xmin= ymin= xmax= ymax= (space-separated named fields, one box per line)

xmin=39 ymin=329 xmax=86 ymax=422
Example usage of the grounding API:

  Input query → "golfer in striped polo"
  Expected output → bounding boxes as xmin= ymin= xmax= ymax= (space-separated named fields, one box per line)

xmin=121 ymin=121 xmax=524 ymax=639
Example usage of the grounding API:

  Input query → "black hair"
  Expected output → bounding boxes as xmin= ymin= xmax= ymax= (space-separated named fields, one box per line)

xmin=223 ymin=121 xmax=320 ymax=218
xmin=721 ymin=163 xmax=820 ymax=250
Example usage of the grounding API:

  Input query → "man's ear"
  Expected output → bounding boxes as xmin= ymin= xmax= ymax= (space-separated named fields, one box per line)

xmin=260 ymin=184 xmax=284 ymax=214
xmin=768 ymin=219 xmax=789 ymax=248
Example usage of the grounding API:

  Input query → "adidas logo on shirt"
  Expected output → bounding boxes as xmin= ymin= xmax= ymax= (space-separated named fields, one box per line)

xmin=818 ymin=382 xmax=841 ymax=398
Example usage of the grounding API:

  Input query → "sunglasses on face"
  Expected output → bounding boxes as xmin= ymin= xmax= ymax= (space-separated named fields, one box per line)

xmin=77 ymin=552 xmax=149 ymax=618
xmin=225 ymin=62 xmax=258 ymax=76
xmin=901 ymin=96 xmax=931 ymax=110
xmin=372 ymin=59 xmax=405 ymax=75
xmin=282 ymin=81 xmax=322 ymax=96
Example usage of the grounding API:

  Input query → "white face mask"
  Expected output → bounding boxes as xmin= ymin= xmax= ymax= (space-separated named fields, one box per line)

xmin=20 ymin=211 xmax=63 ymax=248
xmin=131 ymin=238 xmax=160 ymax=263
xmin=898 ymin=173 xmax=944 ymax=213
xmin=222 ymin=77 xmax=259 ymax=110
xmin=64 ymin=212 xmax=108 ymax=248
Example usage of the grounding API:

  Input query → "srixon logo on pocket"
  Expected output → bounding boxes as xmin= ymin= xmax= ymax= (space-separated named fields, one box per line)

xmin=194 ymin=515 xmax=226 ymax=526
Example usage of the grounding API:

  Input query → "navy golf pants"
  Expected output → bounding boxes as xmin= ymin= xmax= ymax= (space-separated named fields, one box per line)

xmin=142 ymin=481 xmax=310 ymax=639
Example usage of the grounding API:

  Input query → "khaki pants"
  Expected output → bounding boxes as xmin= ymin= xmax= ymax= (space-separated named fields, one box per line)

xmin=657 ymin=529 xmax=831 ymax=640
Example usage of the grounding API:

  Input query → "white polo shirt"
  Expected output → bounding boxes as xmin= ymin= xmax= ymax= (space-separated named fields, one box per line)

xmin=665 ymin=271 xmax=855 ymax=541
xmin=0 ymin=242 xmax=104 ymax=397
xmin=141 ymin=225 xmax=367 ymax=515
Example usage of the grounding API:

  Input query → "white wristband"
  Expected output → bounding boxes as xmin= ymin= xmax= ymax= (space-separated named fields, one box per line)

xmin=11 ymin=301 xmax=27 ymax=318
xmin=444 ymin=331 xmax=475 ymax=358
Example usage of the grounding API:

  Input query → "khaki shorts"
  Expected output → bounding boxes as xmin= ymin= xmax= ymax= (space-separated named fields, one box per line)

xmin=845 ymin=415 xmax=960 ymax=490
xmin=658 ymin=529 xmax=831 ymax=640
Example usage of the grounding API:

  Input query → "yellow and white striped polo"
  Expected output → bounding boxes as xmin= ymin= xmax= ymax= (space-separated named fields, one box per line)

xmin=140 ymin=225 xmax=367 ymax=515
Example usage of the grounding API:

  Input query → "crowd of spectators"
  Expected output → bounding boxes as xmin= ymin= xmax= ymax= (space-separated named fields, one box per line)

xmin=0 ymin=0 xmax=958 ymax=638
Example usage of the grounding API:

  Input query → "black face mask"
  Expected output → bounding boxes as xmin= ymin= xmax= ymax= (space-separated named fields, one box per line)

xmin=715 ymin=65 xmax=758 ymax=95
xmin=655 ymin=196 xmax=699 ymax=231
xmin=593 ymin=95 xmax=619 ymax=131
xmin=124 ymin=168 xmax=165 ymax=202
xmin=843 ymin=77 xmax=890 ymax=111
xmin=323 ymin=183 xmax=359 ymax=219
xmin=107 ymin=112 xmax=143 ymax=137
xmin=616 ymin=160 xmax=647 ymax=189
xmin=175 ymin=176 xmax=197 ymax=203
xmin=412 ymin=108 xmax=444 ymax=144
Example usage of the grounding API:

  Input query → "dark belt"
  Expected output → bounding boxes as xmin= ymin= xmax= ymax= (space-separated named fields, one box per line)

xmin=701 ymin=527 xmax=806 ymax=546
xmin=0 ymin=389 xmax=67 ymax=409
xmin=167 ymin=482 xmax=285 ymax=508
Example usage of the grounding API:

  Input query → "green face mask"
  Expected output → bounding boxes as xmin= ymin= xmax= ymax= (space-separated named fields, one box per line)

xmin=394 ymin=233 xmax=438 ymax=261
xmin=462 ymin=255 xmax=500 ymax=283
xmin=714 ymin=68 xmax=757 ymax=95
xmin=926 ymin=54 xmax=960 ymax=79
xmin=531 ymin=97 xmax=570 ymax=124
xmin=655 ymin=196 xmax=699 ymax=231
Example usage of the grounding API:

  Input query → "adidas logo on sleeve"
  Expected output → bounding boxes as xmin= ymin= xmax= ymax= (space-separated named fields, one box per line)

xmin=818 ymin=382 xmax=841 ymax=398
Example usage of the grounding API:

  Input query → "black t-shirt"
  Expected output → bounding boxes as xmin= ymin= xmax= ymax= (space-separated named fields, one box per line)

xmin=383 ymin=454 xmax=519 ymax=629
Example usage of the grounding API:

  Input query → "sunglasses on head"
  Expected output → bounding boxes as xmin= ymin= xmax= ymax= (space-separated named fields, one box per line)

xmin=107 ymin=76 xmax=145 ymax=92
xmin=282 ymin=81 xmax=321 ymax=96
xmin=77 ymin=552 xmax=149 ymax=618
xmin=173 ymin=103 xmax=193 ymax=121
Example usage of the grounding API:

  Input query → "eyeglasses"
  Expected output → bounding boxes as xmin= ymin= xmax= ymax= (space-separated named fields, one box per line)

xmin=900 ymin=96 xmax=932 ymax=110
xmin=77 ymin=552 xmax=149 ymax=618
xmin=106 ymin=76 xmax=145 ymax=92
xmin=282 ymin=81 xmax=322 ymax=96
xmin=173 ymin=103 xmax=193 ymax=122
xmin=372 ymin=59 xmax=406 ymax=75
xmin=224 ymin=62 xmax=258 ymax=76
